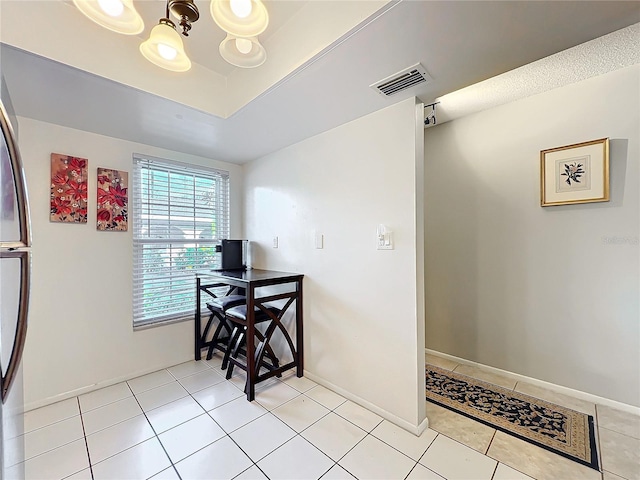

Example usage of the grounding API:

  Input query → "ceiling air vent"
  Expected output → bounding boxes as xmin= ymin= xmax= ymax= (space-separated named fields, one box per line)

xmin=370 ymin=63 xmax=432 ymax=97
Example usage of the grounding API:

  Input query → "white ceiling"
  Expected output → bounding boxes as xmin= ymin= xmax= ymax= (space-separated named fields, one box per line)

xmin=1 ymin=1 xmax=638 ymax=164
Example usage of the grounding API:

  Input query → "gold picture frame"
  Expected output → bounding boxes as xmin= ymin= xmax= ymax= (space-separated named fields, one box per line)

xmin=540 ymin=138 xmax=609 ymax=207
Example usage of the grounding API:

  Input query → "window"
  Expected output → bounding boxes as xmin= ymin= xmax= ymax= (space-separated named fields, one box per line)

xmin=132 ymin=155 xmax=230 ymax=326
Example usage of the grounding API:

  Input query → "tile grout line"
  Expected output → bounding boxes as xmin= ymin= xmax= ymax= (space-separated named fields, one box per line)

xmin=597 ymin=424 xmax=640 ymax=441
xmin=485 ymin=429 xmax=497 ymax=455
xmin=274 ymin=381 xmax=437 ymax=479
xmin=401 ymin=433 xmax=443 ymax=480
xmin=317 ymin=419 xmax=371 ymax=479
xmin=21 ymin=393 xmax=145 ymax=478
xmin=126 ymin=377 xmax=184 ymax=480
xmin=488 ymin=459 xmax=499 ymax=480
xmin=150 ymin=361 xmax=277 ymax=476
xmin=76 ymin=396 xmax=95 ymax=480
xmin=402 ymin=462 xmax=421 ymax=480
xmin=316 ymin=456 xmax=338 ymax=480
xmin=226 ymin=381 xmax=339 ymax=476
xmin=363 ymin=418 xmax=431 ymax=466
xmin=593 ymin=405 xmax=604 ymax=479
xmin=231 ymin=382 xmax=368 ymax=479
xmin=224 ymin=411 xmax=281 ymax=476
xmin=233 ymin=462 xmax=269 ymax=480
xmin=12 ymin=412 xmax=85 ymax=476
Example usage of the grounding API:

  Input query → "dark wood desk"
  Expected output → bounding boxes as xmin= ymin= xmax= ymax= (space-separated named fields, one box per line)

xmin=195 ymin=269 xmax=304 ymax=401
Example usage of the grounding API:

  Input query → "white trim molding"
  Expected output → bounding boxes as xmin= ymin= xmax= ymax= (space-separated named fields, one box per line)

xmin=425 ymin=349 xmax=640 ymax=416
xmin=304 ymin=370 xmax=429 ymax=436
xmin=24 ymin=356 xmax=196 ymax=412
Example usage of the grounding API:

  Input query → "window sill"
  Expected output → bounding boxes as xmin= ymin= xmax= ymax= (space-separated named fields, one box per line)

xmin=133 ymin=315 xmax=192 ymax=331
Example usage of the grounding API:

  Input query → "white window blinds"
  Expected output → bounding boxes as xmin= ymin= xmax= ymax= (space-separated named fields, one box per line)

xmin=132 ymin=155 xmax=230 ymax=326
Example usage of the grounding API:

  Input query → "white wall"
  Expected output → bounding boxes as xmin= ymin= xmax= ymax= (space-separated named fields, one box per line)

xmin=424 ymin=65 xmax=640 ymax=406
xmin=244 ymin=97 xmax=426 ymax=431
xmin=15 ymin=117 xmax=243 ymax=408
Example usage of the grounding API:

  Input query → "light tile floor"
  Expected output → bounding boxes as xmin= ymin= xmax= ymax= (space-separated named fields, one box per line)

xmin=7 ymin=354 xmax=639 ymax=480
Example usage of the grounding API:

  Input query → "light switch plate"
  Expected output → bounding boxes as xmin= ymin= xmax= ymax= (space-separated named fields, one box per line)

xmin=315 ymin=232 xmax=324 ymax=249
xmin=273 ymin=236 xmax=279 ymax=248
xmin=377 ymin=232 xmax=393 ymax=250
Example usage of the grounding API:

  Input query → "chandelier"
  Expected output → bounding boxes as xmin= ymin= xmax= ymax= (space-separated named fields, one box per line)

xmin=72 ymin=0 xmax=269 ymax=72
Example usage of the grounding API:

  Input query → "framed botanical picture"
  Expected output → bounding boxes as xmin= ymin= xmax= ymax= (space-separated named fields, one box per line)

xmin=540 ymin=138 xmax=609 ymax=207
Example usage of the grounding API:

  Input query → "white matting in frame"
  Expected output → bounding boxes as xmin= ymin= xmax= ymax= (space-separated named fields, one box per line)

xmin=540 ymin=138 xmax=609 ymax=207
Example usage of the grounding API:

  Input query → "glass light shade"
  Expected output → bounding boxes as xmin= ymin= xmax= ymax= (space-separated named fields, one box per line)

xmin=98 ymin=0 xmax=124 ymax=17
xmin=230 ymin=0 xmax=252 ymax=19
xmin=140 ymin=22 xmax=191 ymax=72
xmin=210 ymin=0 xmax=268 ymax=38
xmin=157 ymin=44 xmax=178 ymax=60
xmin=72 ymin=0 xmax=144 ymax=35
xmin=219 ymin=34 xmax=266 ymax=68
xmin=235 ymin=38 xmax=252 ymax=54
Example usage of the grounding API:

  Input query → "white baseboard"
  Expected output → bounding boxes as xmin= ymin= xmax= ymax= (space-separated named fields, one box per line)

xmin=303 ymin=371 xmax=429 ymax=436
xmin=425 ymin=349 xmax=640 ymax=416
xmin=24 ymin=356 xmax=195 ymax=412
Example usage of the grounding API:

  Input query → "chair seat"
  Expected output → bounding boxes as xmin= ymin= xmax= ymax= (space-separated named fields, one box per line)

xmin=226 ymin=304 xmax=280 ymax=323
xmin=206 ymin=295 xmax=246 ymax=312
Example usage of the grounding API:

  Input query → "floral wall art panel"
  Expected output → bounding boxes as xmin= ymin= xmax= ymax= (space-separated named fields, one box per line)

xmin=50 ymin=153 xmax=88 ymax=223
xmin=97 ymin=167 xmax=128 ymax=231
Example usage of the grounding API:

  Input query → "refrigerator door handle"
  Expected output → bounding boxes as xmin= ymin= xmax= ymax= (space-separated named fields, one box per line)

xmin=1 ymin=250 xmax=30 ymax=403
xmin=1 ymin=99 xmax=32 ymax=249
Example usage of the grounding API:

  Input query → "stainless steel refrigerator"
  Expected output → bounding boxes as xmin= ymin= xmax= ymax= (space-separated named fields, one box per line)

xmin=0 ymin=98 xmax=30 ymax=478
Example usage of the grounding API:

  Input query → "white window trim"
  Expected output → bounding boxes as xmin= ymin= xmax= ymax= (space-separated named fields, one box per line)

xmin=132 ymin=154 xmax=230 ymax=327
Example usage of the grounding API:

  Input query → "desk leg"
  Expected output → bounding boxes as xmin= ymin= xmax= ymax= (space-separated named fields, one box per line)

xmin=246 ymin=286 xmax=256 ymax=401
xmin=296 ymin=279 xmax=304 ymax=377
xmin=195 ymin=278 xmax=202 ymax=361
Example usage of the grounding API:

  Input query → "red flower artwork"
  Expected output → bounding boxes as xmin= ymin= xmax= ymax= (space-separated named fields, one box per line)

xmin=68 ymin=157 xmax=87 ymax=174
xmin=109 ymin=183 xmax=128 ymax=207
xmin=97 ymin=209 xmax=111 ymax=222
xmin=52 ymin=173 xmax=68 ymax=186
xmin=51 ymin=196 xmax=72 ymax=216
xmin=97 ymin=188 xmax=114 ymax=206
xmin=66 ymin=181 xmax=88 ymax=202
xmin=50 ymin=153 xmax=88 ymax=223
xmin=96 ymin=167 xmax=128 ymax=231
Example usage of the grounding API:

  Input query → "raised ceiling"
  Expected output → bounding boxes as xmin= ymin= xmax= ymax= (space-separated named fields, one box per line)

xmin=1 ymin=1 xmax=638 ymax=163
xmin=0 ymin=0 xmax=388 ymax=117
